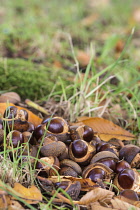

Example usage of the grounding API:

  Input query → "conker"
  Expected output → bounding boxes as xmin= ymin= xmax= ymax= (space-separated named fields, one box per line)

xmin=83 ymin=125 xmax=94 ymax=142
xmin=120 ymin=189 xmax=139 ymax=201
xmin=87 ymin=168 xmax=105 ymax=183
xmin=118 ymin=169 xmax=135 ymax=189
xmin=6 ymin=130 xmax=24 ymax=148
xmin=3 ymin=106 xmax=17 ymax=119
xmin=71 ymin=139 xmax=88 ymax=158
xmin=99 ymin=159 xmax=116 ymax=171
xmin=115 ymin=160 xmax=131 ymax=174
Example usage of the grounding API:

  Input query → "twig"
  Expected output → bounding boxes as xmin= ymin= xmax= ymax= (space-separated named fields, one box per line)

xmin=25 ymin=99 xmax=49 ymax=115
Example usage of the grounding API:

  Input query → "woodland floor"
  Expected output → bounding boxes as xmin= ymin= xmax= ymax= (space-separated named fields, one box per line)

xmin=0 ymin=0 xmax=140 ymax=209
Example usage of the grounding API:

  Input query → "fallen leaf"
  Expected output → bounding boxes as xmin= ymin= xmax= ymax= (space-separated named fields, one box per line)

xmin=77 ymin=50 xmax=91 ymax=67
xmin=78 ymin=117 xmax=135 ymax=141
xmin=64 ymin=177 xmax=98 ymax=191
xmin=90 ymin=204 xmax=113 ymax=210
xmin=0 ymin=195 xmax=11 ymax=209
xmin=13 ymin=183 xmax=42 ymax=204
xmin=116 ymin=195 xmax=140 ymax=208
xmin=8 ymin=200 xmax=25 ymax=210
xmin=81 ymin=14 xmax=98 ymax=26
xmin=0 ymin=103 xmax=42 ymax=127
xmin=77 ymin=187 xmax=114 ymax=205
xmin=0 ymin=92 xmax=21 ymax=104
xmin=38 ymin=175 xmax=98 ymax=191
xmin=111 ymin=198 xmax=140 ymax=210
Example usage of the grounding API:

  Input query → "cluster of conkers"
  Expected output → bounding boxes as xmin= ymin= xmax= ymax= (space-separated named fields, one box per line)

xmin=0 ymin=106 xmax=140 ymax=201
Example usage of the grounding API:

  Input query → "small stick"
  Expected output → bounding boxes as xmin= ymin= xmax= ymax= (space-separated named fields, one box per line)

xmin=25 ymin=99 xmax=49 ymax=115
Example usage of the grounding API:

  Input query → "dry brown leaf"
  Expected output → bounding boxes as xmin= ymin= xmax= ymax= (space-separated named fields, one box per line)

xmin=81 ymin=14 xmax=98 ymax=26
xmin=116 ymin=195 xmax=140 ymax=208
xmin=8 ymin=200 xmax=25 ymax=210
xmin=111 ymin=198 xmax=140 ymax=210
xmin=78 ymin=117 xmax=135 ymax=141
xmin=13 ymin=183 xmax=42 ymax=204
xmin=0 ymin=103 xmax=42 ymax=127
xmin=77 ymin=187 xmax=114 ymax=205
xmin=77 ymin=50 xmax=91 ymax=67
xmin=64 ymin=176 xmax=98 ymax=191
xmin=0 ymin=195 xmax=11 ymax=209
xmin=90 ymin=204 xmax=114 ymax=210
xmin=0 ymin=92 xmax=21 ymax=104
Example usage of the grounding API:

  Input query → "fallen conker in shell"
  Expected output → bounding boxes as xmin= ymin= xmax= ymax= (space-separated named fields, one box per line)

xmin=71 ymin=139 xmax=88 ymax=158
xmin=42 ymin=117 xmax=68 ymax=134
xmin=83 ymin=125 xmax=94 ymax=142
xmin=69 ymin=139 xmax=96 ymax=165
xmin=118 ymin=169 xmax=135 ymax=189
xmin=86 ymin=168 xmax=105 ymax=182
xmin=119 ymin=144 xmax=140 ymax=168
xmin=6 ymin=130 xmax=24 ymax=148
xmin=69 ymin=125 xmax=94 ymax=142
xmin=115 ymin=160 xmax=131 ymax=174
xmin=3 ymin=106 xmax=18 ymax=119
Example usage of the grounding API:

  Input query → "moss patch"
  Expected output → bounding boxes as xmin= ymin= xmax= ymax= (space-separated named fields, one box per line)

xmin=0 ymin=58 xmax=73 ymax=100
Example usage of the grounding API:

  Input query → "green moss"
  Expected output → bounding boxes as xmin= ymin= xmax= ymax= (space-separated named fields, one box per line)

xmin=0 ymin=58 xmax=73 ymax=100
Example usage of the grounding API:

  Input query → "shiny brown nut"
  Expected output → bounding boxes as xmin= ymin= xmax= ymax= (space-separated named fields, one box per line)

xmin=90 ymin=136 xmax=101 ymax=148
xmin=69 ymin=125 xmax=94 ymax=142
xmin=59 ymin=159 xmax=82 ymax=177
xmin=32 ymin=124 xmax=46 ymax=141
xmin=36 ymin=156 xmax=60 ymax=176
xmin=40 ymin=140 xmax=66 ymax=157
xmin=97 ymin=142 xmax=118 ymax=155
xmin=119 ymin=144 xmax=140 ymax=168
xmin=90 ymin=151 xmax=119 ymax=171
xmin=3 ymin=106 xmax=18 ymax=119
xmin=42 ymin=117 xmax=70 ymax=143
xmin=115 ymin=160 xmax=131 ymax=174
xmin=6 ymin=130 xmax=24 ymax=148
xmin=114 ymin=169 xmax=140 ymax=194
xmin=120 ymin=189 xmax=139 ymax=201
xmin=118 ymin=169 xmax=135 ymax=189
xmin=69 ymin=139 xmax=96 ymax=165
xmin=82 ymin=162 xmax=113 ymax=183
xmin=26 ymin=122 xmax=35 ymax=132
xmin=42 ymin=116 xmax=69 ymax=134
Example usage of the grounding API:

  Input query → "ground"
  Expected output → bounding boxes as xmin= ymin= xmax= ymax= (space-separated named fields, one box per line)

xmin=0 ymin=0 xmax=140 ymax=209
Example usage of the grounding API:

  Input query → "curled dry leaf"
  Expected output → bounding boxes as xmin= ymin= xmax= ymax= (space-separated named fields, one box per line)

xmin=13 ymin=183 xmax=42 ymax=204
xmin=0 ymin=92 xmax=21 ymax=104
xmin=111 ymin=198 xmax=140 ymax=210
xmin=76 ymin=187 xmax=114 ymax=205
xmin=0 ymin=103 xmax=42 ymax=127
xmin=78 ymin=117 xmax=135 ymax=141
xmin=65 ymin=176 xmax=98 ymax=191
xmin=116 ymin=195 xmax=140 ymax=208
